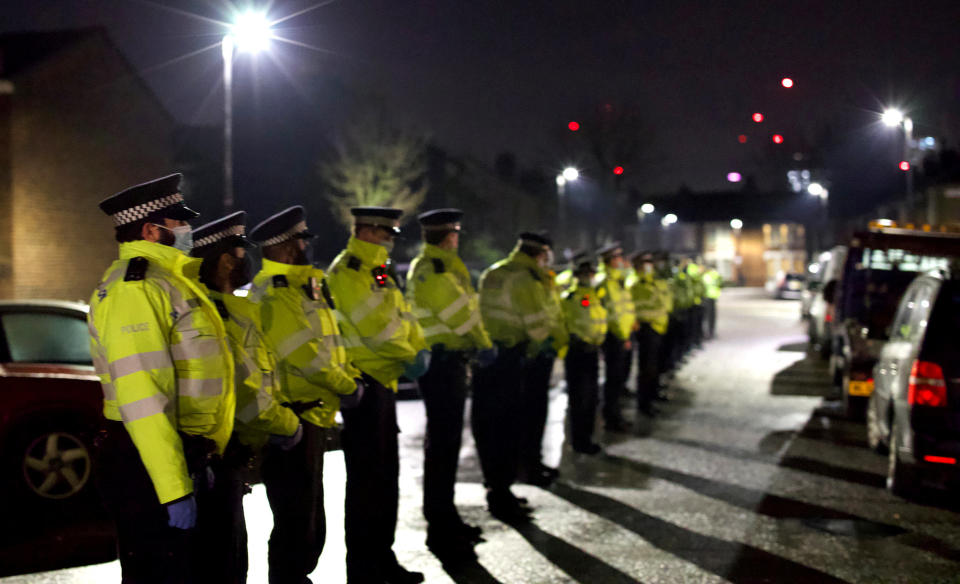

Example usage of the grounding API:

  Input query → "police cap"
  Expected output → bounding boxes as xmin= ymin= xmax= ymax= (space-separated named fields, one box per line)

xmin=249 ymin=206 xmax=316 ymax=247
xmin=190 ymin=211 xmax=252 ymax=258
xmin=518 ymin=231 xmax=552 ymax=249
xmin=417 ymin=208 xmax=463 ymax=232
xmin=351 ymin=206 xmax=402 ymax=234
xmin=99 ymin=173 xmax=199 ymax=226
xmin=571 ymin=250 xmax=596 ymax=271
xmin=596 ymin=241 xmax=623 ymax=259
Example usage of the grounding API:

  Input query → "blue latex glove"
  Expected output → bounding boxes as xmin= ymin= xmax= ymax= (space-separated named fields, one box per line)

xmin=476 ymin=346 xmax=498 ymax=368
xmin=167 ymin=495 xmax=197 ymax=530
xmin=339 ymin=378 xmax=365 ymax=410
xmin=403 ymin=349 xmax=432 ymax=380
xmin=269 ymin=424 xmax=303 ymax=451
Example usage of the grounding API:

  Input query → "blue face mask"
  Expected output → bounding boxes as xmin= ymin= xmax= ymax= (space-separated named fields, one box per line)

xmin=153 ymin=223 xmax=193 ymax=253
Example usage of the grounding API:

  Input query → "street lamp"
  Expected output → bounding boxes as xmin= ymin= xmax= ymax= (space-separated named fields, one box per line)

xmin=730 ymin=218 xmax=743 ymax=230
xmin=881 ymin=107 xmax=915 ymax=208
xmin=556 ymin=167 xmax=579 ymax=240
xmin=640 ymin=203 xmax=655 ymax=214
xmin=222 ymin=11 xmax=272 ymax=212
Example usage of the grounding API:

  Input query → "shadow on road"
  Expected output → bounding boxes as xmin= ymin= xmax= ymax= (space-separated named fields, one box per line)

xmin=770 ymin=354 xmax=832 ymax=397
xmin=776 ymin=341 xmax=809 ymax=352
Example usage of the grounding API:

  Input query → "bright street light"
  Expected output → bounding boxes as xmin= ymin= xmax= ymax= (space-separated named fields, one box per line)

xmin=730 ymin=218 xmax=743 ymax=230
xmin=230 ymin=11 xmax=272 ymax=53
xmin=562 ymin=167 xmax=580 ymax=182
xmin=661 ymin=213 xmax=677 ymax=227
xmin=640 ymin=203 xmax=655 ymax=214
xmin=807 ymin=182 xmax=824 ymax=197
xmin=881 ymin=108 xmax=904 ymax=128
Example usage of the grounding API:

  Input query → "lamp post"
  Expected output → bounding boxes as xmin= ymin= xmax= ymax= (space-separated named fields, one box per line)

xmin=556 ymin=167 xmax=579 ymax=242
xmin=222 ymin=11 xmax=272 ymax=212
xmin=882 ymin=108 xmax=915 ymax=211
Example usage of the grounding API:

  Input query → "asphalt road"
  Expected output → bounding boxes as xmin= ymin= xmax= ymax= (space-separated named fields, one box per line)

xmin=3 ymin=288 xmax=959 ymax=583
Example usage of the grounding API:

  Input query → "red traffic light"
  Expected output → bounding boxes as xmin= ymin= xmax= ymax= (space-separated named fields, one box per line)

xmin=772 ymin=134 xmax=784 ymax=144
xmin=568 ymin=121 xmax=580 ymax=131
xmin=613 ymin=166 xmax=624 ymax=175
xmin=737 ymin=134 xmax=748 ymax=144
xmin=752 ymin=113 xmax=764 ymax=123
xmin=899 ymin=161 xmax=910 ymax=171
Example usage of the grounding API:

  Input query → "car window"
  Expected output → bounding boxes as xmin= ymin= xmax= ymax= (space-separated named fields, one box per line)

xmin=905 ymin=283 xmax=935 ymax=342
xmin=890 ymin=285 xmax=918 ymax=341
xmin=1 ymin=311 xmax=92 ymax=365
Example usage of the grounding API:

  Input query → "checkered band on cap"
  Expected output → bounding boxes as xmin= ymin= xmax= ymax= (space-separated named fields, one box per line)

xmin=111 ymin=193 xmax=184 ymax=226
xmin=194 ymin=224 xmax=245 ymax=249
xmin=261 ymin=220 xmax=307 ymax=246
xmin=355 ymin=215 xmax=399 ymax=228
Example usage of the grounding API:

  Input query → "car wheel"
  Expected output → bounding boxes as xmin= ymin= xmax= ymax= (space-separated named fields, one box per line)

xmin=887 ymin=419 xmax=919 ymax=499
xmin=11 ymin=426 xmax=93 ymax=503
xmin=866 ymin=394 xmax=889 ymax=454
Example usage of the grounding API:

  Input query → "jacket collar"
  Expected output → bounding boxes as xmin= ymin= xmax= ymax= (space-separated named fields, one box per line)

xmin=260 ymin=258 xmax=322 ymax=279
xmin=507 ymin=247 xmax=542 ymax=272
xmin=119 ymin=240 xmax=201 ymax=279
xmin=422 ymin=243 xmax=459 ymax=261
xmin=347 ymin=236 xmax=389 ymax=267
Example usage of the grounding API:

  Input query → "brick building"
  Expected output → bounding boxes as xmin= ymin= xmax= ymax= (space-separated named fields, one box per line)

xmin=0 ymin=28 xmax=176 ymax=300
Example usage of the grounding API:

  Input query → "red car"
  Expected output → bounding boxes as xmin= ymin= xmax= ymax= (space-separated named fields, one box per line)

xmin=0 ymin=300 xmax=103 ymax=507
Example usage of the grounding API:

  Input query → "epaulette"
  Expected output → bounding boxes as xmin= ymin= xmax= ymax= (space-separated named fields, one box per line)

xmin=431 ymin=258 xmax=445 ymax=273
xmin=124 ymin=257 xmax=148 ymax=282
xmin=214 ymin=299 xmax=230 ymax=320
xmin=320 ymin=279 xmax=336 ymax=309
xmin=347 ymin=256 xmax=362 ymax=271
xmin=272 ymin=275 xmax=288 ymax=288
xmin=302 ymin=283 xmax=317 ymax=301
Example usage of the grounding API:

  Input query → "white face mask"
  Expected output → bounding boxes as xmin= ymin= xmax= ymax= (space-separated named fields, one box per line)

xmin=154 ymin=223 xmax=193 ymax=253
xmin=643 ymin=264 xmax=654 ymax=275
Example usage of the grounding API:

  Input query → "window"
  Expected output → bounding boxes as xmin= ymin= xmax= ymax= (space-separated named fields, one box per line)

xmin=1 ymin=311 xmax=92 ymax=365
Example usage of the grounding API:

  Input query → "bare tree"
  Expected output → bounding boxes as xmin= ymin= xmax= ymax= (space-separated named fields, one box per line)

xmin=320 ymin=102 xmax=429 ymax=227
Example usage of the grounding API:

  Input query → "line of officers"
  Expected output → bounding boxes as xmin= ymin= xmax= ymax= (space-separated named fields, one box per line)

xmin=86 ymin=173 xmax=722 ymax=584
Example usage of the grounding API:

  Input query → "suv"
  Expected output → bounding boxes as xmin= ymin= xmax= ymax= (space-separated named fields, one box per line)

xmin=808 ymin=246 xmax=847 ymax=359
xmin=868 ymin=270 xmax=960 ymax=497
xmin=0 ymin=300 xmax=103 ymax=508
xmin=830 ymin=228 xmax=960 ymax=418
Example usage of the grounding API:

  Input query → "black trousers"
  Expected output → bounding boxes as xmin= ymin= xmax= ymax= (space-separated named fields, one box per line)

xmin=193 ymin=440 xmax=251 ymax=584
xmin=661 ymin=315 xmax=679 ymax=373
xmin=93 ymin=421 xmax=196 ymax=584
xmin=262 ymin=422 xmax=327 ymax=584
xmin=520 ymin=352 xmax=554 ymax=472
xmin=341 ymin=376 xmax=401 ymax=583
xmin=601 ymin=333 xmax=627 ymax=425
xmin=703 ymin=297 xmax=717 ymax=339
xmin=471 ymin=343 xmax=526 ymax=493
xmin=692 ymin=304 xmax=704 ymax=345
xmin=635 ymin=324 xmax=662 ymax=410
xmin=419 ymin=346 xmax=469 ymax=529
xmin=564 ymin=337 xmax=600 ymax=450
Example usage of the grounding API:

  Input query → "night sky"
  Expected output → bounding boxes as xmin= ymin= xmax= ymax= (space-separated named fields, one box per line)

xmin=4 ymin=0 xmax=960 ymax=196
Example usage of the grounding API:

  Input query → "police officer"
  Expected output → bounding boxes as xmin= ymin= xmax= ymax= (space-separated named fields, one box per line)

xmin=249 ymin=206 xmax=363 ymax=584
xmin=701 ymin=263 xmax=722 ymax=339
xmin=88 ymin=173 xmax=235 ymax=582
xmin=519 ymin=232 xmax=568 ymax=486
xmin=560 ymin=253 xmax=607 ymax=454
xmin=686 ymin=259 xmax=706 ymax=349
xmin=327 ymin=206 xmax=430 ymax=584
xmin=671 ymin=259 xmax=695 ymax=360
xmin=189 ymin=212 xmax=304 ymax=583
xmin=595 ymin=242 xmax=636 ymax=432
xmin=629 ymin=252 xmax=670 ymax=420
xmin=405 ymin=208 xmax=492 ymax=561
xmin=476 ymin=232 xmax=562 ymax=523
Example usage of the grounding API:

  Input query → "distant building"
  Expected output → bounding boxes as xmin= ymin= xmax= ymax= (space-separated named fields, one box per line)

xmin=0 ymin=28 xmax=176 ymax=300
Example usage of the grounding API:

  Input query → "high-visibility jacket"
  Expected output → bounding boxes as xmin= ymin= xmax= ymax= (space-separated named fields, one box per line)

xmin=686 ymin=263 xmax=705 ymax=305
xmin=554 ymin=269 xmax=574 ymax=290
xmin=542 ymin=269 xmax=570 ymax=357
xmin=672 ymin=271 xmax=695 ymax=310
xmin=595 ymin=264 xmax=635 ymax=340
xmin=210 ymin=290 xmax=300 ymax=447
xmin=327 ymin=236 xmax=428 ymax=390
xmin=88 ymin=240 xmax=235 ymax=504
xmin=702 ymin=268 xmax=722 ymax=300
xmin=251 ymin=259 xmax=360 ymax=427
xmin=561 ymin=282 xmax=608 ymax=346
xmin=405 ymin=243 xmax=492 ymax=351
xmin=478 ymin=246 xmax=565 ymax=355
xmin=629 ymin=272 xmax=670 ymax=335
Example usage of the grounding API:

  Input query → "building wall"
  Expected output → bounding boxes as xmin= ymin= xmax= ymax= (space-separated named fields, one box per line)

xmin=7 ymin=33 xmax=175 ymax=300
xmin=0 ymin=90 xmax=12 ymax=299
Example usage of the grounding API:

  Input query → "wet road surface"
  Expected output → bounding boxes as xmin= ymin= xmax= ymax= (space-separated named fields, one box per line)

xmin=3 ymin=288 xmax=959 ymax=583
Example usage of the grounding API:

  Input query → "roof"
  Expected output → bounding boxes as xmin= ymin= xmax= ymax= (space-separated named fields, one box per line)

xmin=0 ymin=27 xmax=106 ymax=78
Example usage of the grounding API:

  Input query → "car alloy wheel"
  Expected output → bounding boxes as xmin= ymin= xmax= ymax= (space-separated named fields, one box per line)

xmin=21 ymin=431 xmax=92 ymax=500
xmin=866 ymin=393 xmax=888 ymax=454
xmin=887 ymin=420 xmax=918 ymax=499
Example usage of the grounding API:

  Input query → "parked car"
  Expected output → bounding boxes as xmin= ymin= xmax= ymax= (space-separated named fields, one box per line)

xmin=830 ymin=228 xmax=960 ymax=418
xmin=771 ymin=272 xmax=806 ymax=300
xmin=867 ymin=269 xmax=960 ymax=497
xmin=0 ymin=300 xmax=102 ymax=508
xmin=808 ymin=246 xmax=847 ymax=360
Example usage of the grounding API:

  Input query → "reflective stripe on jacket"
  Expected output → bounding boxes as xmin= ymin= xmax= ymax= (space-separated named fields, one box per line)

xmin=88 ymin=240 xmax=235 ymax=504
xmin=561 ymin=282 xmax=608 ymax=346
xmin=686 ymin=263 xmax=705 ymax=305
xmin=702 ymin=269 xmax=722 ymax=300
xmin=211 ymin=291 xmax=300 ymax=447
xmin=478 ymin=246 xmax=565 ymax=354
xmin=629 ymin=273 xmax=670 ymax=335
xmin=251 ymin=259 xmax=360 ymax=427
xmin=327 ymin=237 xmax=428 ymax=390
xmin=405 ymin=244 xmax=492 ymax=351
xmin=595 ymin=264 xmax=635 ymax=340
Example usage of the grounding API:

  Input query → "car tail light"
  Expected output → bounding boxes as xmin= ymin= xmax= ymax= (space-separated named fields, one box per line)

xmin=908 ymin=360 xmax=947 ymax=407
xmin=923 ymin=455 xmax=957 ymax=464
xmin=824 ymin=313 xmax=833 ymax=323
